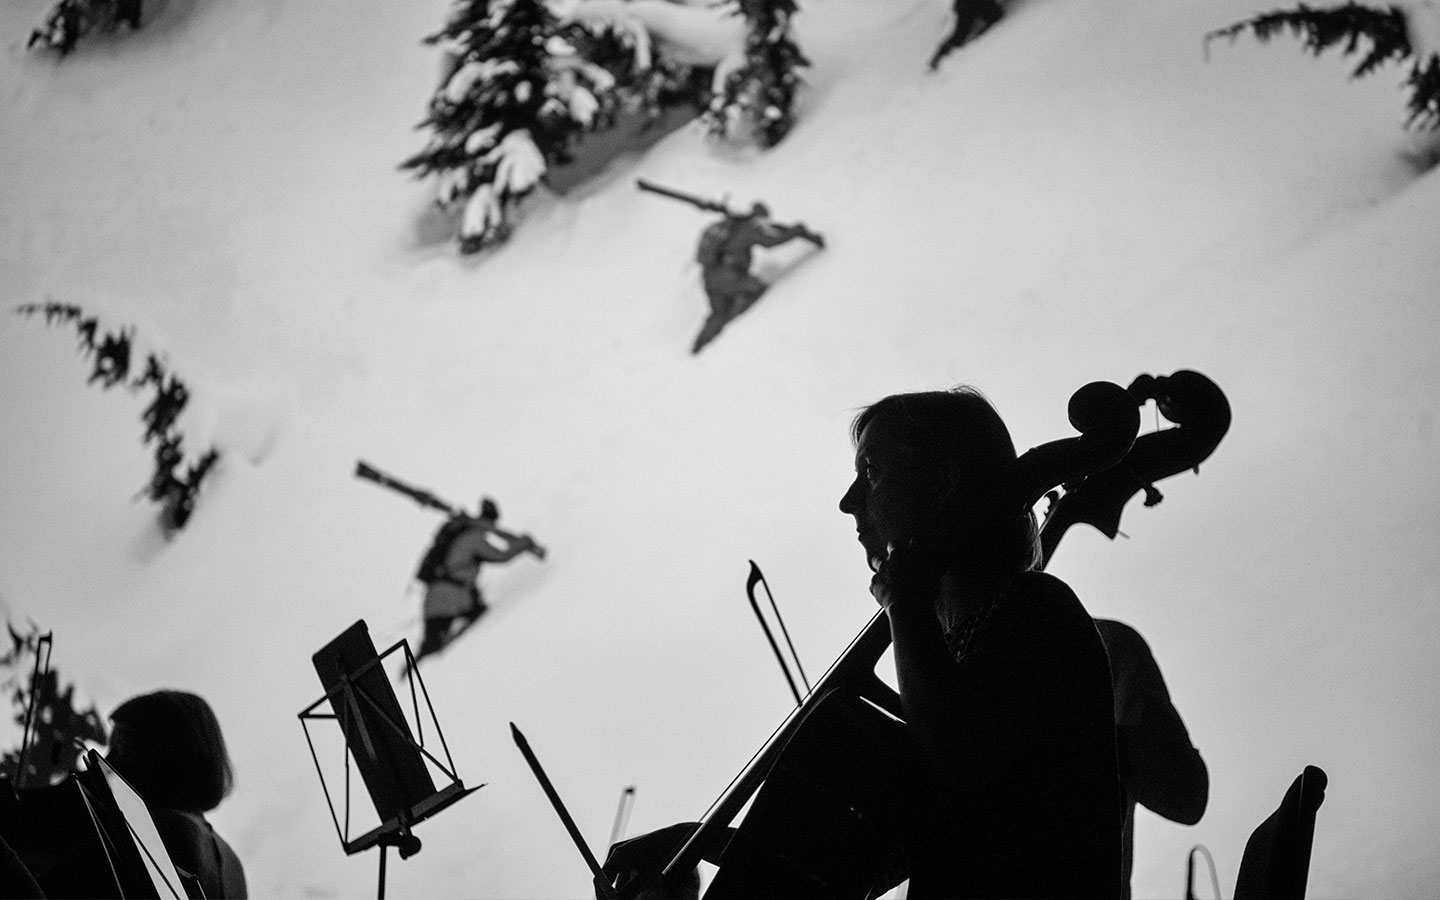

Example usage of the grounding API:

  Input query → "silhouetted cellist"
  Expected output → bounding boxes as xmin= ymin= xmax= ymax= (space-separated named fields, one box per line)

xmin=604 ymin=385 xmax=1131 ymax=899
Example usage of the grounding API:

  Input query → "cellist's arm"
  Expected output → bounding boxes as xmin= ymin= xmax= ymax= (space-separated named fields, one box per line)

xmin=1098 ymin=619 xmax=1209 ymax=824
xmin=599 ymin=822 xmax=735 ymax=900
xmin=875 ymin=555 xmax=1014 ymax=798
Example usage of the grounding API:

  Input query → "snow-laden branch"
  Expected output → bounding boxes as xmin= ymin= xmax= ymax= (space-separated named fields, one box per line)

xmin=549 ymin=0 xmax=746 ymax=86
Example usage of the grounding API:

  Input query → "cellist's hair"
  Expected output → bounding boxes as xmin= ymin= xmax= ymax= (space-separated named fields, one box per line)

xmin=107 ymin=690 xmax=234 ymax=813
xmin=851 ymin=386 xmax=1041 ymax=574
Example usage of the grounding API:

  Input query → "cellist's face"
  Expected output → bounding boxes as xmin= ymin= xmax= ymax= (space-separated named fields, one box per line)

xmin=839 ymin=420 xmax=948 ymax=572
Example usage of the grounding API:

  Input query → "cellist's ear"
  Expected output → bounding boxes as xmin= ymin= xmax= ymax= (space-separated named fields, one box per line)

xmin=899 ymin=468 xmax=963 ymax=563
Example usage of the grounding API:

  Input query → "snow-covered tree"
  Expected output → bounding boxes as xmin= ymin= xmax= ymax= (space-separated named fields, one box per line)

xmin=1207 ymin=1 xmax=1440 ymax=130
xmin=704 ymin=0 xmax=810 ymax=147
xmin=407 ymin=0 xmax=812 ymax=252
xmin=27 ymin=0 xmax=143 ymax=57
xmin=556 ymin=2 xmax=713 ymax=125
xmin=402 ymin=0 xmax=614 ymax=253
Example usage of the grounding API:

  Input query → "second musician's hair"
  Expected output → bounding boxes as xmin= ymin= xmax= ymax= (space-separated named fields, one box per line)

xmin=107 ymin=689 xmax=235 ymax=813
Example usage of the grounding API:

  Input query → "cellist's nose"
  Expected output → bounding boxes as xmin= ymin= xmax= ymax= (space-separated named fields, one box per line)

xmin=839 ymin=477 xmax=862 ymax=515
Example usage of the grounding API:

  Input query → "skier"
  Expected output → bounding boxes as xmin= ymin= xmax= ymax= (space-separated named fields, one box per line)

xmin=27 ymin=0 xmax=144 ymax=56
xmin=414 ymin=497 xmax=544 ymax=663
xmin=691 ymin=202 xmax=824 ymax=354
xmin=115 ymin=0 xmax=143 ymax=30
xmin=928 ymin=0 xmax=1006 ymax=69
xmin=635 ymin=180 xmax=825 ymax=354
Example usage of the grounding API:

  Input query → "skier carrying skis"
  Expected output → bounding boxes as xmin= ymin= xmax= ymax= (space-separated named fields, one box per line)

xmin=929 ymin=0 xmax=1006 ymax=69
xmin=692 ymin=202 xmax=824 ymax=354
xmin=414 ymin=497 xmax=544 ymax=662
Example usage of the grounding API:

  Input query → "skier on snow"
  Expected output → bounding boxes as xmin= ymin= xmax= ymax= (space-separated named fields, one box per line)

xmin=692 ymin=202 xmax=824 ymax=354
xmin=414 ymin=497 xmax=545 ymax=662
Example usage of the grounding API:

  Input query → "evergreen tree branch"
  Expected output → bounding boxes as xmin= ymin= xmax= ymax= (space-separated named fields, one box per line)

xmin=15 ymin=301 xmax=221 ymax=532
xmin=1206 ymin=2 xmax=1440 ymax=129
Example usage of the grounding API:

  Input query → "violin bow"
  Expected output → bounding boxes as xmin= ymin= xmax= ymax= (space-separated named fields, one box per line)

xmin=510 ymin=723 xmax=620 ymax=900
xmin=13 ymin=630 xmax=53 ymax=788
xmin=609 ymin=785 xmax=637 ymax=848
xmin=746 ymin=560 xmax=811 ymax=706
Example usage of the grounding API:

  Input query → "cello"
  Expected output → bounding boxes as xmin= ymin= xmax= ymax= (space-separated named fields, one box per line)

xmin=601 ymin=380 xmax=1144 ymax=900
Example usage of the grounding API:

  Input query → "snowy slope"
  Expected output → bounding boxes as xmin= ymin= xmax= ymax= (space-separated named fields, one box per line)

xmin=2 ymin=0 xmax=1439 ymax=896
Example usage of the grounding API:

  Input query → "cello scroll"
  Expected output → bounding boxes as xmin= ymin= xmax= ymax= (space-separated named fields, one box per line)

xmin=1038 ymin=369 xmax=1231 ymax=564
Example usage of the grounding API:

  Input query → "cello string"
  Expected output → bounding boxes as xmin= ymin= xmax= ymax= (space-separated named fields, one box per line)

xmin=692 ymin=616 xmax=878 ymax=823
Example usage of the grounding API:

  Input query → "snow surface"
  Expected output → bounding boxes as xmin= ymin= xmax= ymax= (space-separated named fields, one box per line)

xmin=2 ymin=0 xmax=1439 ymax=897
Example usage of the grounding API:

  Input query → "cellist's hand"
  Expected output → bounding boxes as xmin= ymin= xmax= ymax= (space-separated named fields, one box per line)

xmin=600 ymin=823 xmax=703 ymax=900
xmin=869 ymin=540 xmax=947 ymax=612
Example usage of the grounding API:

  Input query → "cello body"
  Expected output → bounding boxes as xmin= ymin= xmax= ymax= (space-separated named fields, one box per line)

xmin=704 ymin=690 xmax=908 ymax=899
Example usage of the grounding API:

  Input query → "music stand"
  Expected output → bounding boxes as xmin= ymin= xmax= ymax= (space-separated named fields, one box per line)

xmin=298 ymin=619 xmax=480 ymax=899
xmin=73 ymin=749 xmax=191 ymax=899
xmin=2 ymin=755 xmax=197 ymax=899
xmin=1 ymin=631 xmax=196 ymax=900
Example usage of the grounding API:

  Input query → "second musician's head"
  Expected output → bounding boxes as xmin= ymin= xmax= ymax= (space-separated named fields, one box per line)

xmin=106 ymin=689 xmax=235 ymax=814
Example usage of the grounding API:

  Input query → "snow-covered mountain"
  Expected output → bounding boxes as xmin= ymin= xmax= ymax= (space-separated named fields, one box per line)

xmin=2 ymin=0 xmax=1438 ymax=896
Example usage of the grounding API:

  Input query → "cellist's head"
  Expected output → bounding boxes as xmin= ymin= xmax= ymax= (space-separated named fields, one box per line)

xmin=839 ymin=387 xmax=1040 ymax=575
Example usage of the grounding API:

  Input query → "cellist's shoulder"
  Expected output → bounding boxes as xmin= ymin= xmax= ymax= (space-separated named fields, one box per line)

xmin=1012 ymin=569 xmax=1079 ymax=603
xmin=1009 ymin=571 xmax=1101 ymax=632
